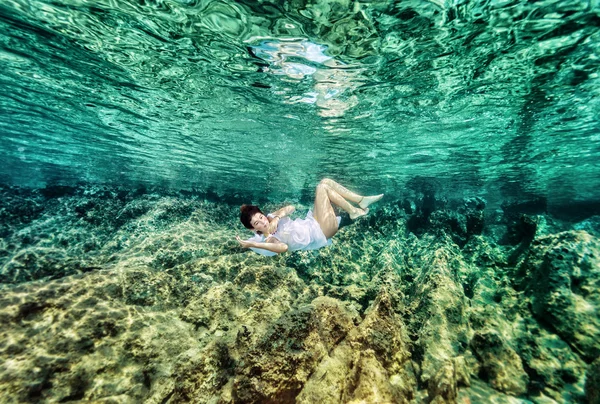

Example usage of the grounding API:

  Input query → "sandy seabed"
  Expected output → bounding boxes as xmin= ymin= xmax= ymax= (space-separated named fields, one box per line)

xmin=0 ymin=184 xmax=599 ymax=403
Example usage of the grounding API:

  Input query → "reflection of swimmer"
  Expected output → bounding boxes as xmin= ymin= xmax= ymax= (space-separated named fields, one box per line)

xmin=310 ymin=58 xmax=361 ymax=117
xmin=235 ymin=178 xmax=383 ymax=256
xmin=250 ymin=40 xmax=363 ymax=117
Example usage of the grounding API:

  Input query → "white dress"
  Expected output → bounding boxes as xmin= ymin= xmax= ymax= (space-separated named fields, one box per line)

xmin=247 ymin=210 xmax=341 ymax=256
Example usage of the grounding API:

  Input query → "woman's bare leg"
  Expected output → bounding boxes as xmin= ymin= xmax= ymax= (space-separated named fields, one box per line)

xmin=313 ymin=181 xmax=369 ymax=239
xmin=326 ymin=188 xmax=367 ymax=219
xmin=320 ymin=178 xmax=384 ymax=209
xmin=313 ymin=183 xmax=339 ymax=239
xmin=320 ymin=178 xmax=362 ymax=203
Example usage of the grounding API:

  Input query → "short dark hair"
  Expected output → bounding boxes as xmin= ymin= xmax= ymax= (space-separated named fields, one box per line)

xmin=240 ymin=204 xmax=264 ymax=230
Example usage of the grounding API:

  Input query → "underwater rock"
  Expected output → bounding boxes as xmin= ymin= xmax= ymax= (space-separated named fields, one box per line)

xmin=123 ymin=268 xmax=184 ymax=307
xmin=0 ymin=188 xmax=241 ymax=284
xmin=426 ymin=357 xmax=472 ymax=404
xmin=574 ymin=215 xmax=600 ymax=237
xmin=586 ymin=357 xmax=600 ymax=404
xmin=1 ymin=247 xmax=82 ymax=284
xmin=457 ymin=379 xmax=540 ymax=403
xmin=171 ymin=340 xmax=235 ymax=403
xmin=522 ymin=230 xmax=600 ymax=362
xmin=505 ymin=214 xmax=539 ymax=245
xmin=0 ymin=186 xmax=45 ymax=233
xmin=232 ymin=296 xmax=359 ymax=403
xmin=297 ymin=290 xmax=416 ymax=404
xmin=170 ymin=259 xmax=318 ymax=403
xmin=514 ymin=317 xmax=585 ymax=401
xmin=39 ymin=185 xmax=78 ymax=198
xmin=405 ymin=196 xmax=485 ymax=247
xmin=0 ymin=270 xmax=199 ymax=403
xmin=470 ymin=330 xmax=528 ymax=395
xmin=0 ymin=185 xmax=596 ymax=402
xmin=180 ymin=281 xmax=254 ymax=333
xmin=405 ymin=238 xmax=472 ymax=401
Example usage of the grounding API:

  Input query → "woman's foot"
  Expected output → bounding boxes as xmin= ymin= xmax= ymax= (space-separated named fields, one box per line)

xmin=359 ymin=194 xmax=384 ymax=209
xmin=350 ymin=207 xmax=369 ymax=220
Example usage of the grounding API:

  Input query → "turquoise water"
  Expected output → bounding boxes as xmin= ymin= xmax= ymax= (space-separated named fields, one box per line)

xmin=1 ymin=0 xmax=599 ymax=205
xmin=1 ymin=0 xmax=600 ymax=403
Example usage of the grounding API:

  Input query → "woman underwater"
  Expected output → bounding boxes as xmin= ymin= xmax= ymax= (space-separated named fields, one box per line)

xmin=235 ymin=178 xmax=383 ymax=256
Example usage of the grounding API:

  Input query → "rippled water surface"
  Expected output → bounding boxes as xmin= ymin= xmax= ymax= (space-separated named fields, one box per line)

xmin=1 ymin=0 xmax=599 ymax=204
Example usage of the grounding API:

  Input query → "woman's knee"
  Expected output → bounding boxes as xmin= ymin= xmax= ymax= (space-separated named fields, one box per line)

xmin=316 ymin=183 xmax=329 ymax=194
xmin=322 ymin=222 xmax=338 ymax=239
xmin=319 ymin=178 xmax=333 ymax=187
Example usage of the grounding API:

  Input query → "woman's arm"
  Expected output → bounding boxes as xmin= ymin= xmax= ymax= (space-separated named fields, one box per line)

xmin=236 ymin=236 xmax=288 ymax=254
xmin=271 ymin=205 xmax=295 ymax=219
xmin=250 ymin=240 xmax=288 ymax=254
xmin=266 ymin=205 xmax=295 ymax=233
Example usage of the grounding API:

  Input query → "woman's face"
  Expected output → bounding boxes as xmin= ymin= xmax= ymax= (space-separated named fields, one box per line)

xmin=251 ymin=212 xmax=269 ymax=234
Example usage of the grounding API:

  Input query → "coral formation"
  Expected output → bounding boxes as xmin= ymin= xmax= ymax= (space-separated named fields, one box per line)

xmin=0 ymin=184 xmax=598 ymax=403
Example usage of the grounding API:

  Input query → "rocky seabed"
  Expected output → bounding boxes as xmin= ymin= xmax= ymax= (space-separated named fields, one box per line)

xmin=0 ymin=185 xmax=599 ymax=403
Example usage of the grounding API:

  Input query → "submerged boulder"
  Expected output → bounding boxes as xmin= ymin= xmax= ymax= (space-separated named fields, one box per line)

xmin=232 ymin=296 xmax=359 ymax=403
xmin=297 ymin=290 xmax=416 ymax=404
xmin=470 ymin=330 xmax=528 ymax=395
xmin=586 ymin=357 xmax=600 ymax=404
xmin=405 ymin=239 xmax=472 ymax=402
xmin=0 ymin=270 xmax=199 ymax=403
xmin=521 ymin=231 xmax=600 ymax=362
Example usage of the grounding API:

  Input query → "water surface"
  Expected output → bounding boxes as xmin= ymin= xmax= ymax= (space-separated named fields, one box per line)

xmin=1 ymin=0 xmax=598 ymax=206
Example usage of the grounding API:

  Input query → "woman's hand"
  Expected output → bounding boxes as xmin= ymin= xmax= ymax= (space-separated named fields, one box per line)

xmin=236 ymin=236 xmax=254 ymax=249
xmin=267 ymin=216 xmax=280 ymax=235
